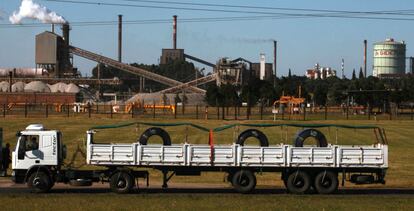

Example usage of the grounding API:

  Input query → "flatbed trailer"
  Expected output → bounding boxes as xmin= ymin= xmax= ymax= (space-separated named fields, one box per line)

xmin=12 ymin=124 xmax=388 ymax=194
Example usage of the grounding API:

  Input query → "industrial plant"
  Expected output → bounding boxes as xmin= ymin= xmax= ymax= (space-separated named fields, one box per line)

xmin=1 ymin=8 xmax=414 ymax=110
xmin=0 ymin=15 xmax=278 ymax=108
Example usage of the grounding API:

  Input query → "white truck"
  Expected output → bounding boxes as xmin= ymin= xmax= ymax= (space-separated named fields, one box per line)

xmin=12 ymin=124 xmax=388 ymax=194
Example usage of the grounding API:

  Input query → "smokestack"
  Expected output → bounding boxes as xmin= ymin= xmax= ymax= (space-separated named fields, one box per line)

xmin=364 ymin=40 xmax=367 ymax=78
xmin=118 ymin=14 xmax=122 ymax=62
xmin=51 ymin=24 xmax=55 ymax=33
xmin=260 ymin=54 xmax=266 ymax=80
xmin=62 ymin=23 xmax=70 ymax=46
xmin=273 ymin=40 xmax=277 ymax=79
xmin=173 ymin=15 xmax=177 ymax=49
xmin=9 ymin=70 xmax=13 ymax=92
xmin=411 ymin=57 xmax=414 ymax=74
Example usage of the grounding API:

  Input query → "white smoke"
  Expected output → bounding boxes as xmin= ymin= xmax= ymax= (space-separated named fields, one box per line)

xmin=9 ymin=0 xmax=66 ymax=24
xmin=236 ymin=38 xmax=275 ymax=44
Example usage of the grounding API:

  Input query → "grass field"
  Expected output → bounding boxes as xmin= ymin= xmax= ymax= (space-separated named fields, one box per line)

xmin=1 ymin=192 xmax=413 ymax=211
xmin=0 ymin=117 xmax=413 ymax=210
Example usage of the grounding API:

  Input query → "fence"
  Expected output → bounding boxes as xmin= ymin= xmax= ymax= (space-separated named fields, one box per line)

xmin=1 ymin=103 xmax=413 ymax=121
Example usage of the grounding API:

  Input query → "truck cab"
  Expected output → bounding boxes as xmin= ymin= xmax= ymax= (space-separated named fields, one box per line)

xmin=12 ymin=124 xmax=65 ymax=184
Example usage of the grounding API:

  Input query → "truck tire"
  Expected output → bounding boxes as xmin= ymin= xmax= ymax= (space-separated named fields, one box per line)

xmin=294 ymin=129 xmax=328 ymax=147
xmin=236 ymin=129 xmax=269 ymax=147
xmin=110 ymin=172 xmax=134 ymax=194
xmin=314 ymin=171 xmax=338 ymax=194
xmin=27 ymin=171 xmax=52 ymax=193
xmin=232 ymin=170 xmax=256 ymax=194
xmin=286 ymin=170 xmax=311 ymax=194
xmin=138 ymin=127 xmax=171 ymax=146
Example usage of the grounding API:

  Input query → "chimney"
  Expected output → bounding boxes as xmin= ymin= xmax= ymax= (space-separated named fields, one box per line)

xmin=51 ymin=24 xmax=55 ymax=33
xmin=173 ymin=15 xmax=177 ymax=49
xmin=273 ymin=40 xmax=277 ymax=79
xmin=62 ymin=23 xmax=70 ymax=46
xmin=411 ymin=57 xmax=414 ymax=74
xmin=260 ymin=54 xmax=266 ymax=80
xmin=118 ymin=14 xmax=123 ymax=62
xmin=364 ymin=40 xmax=367 ymax=77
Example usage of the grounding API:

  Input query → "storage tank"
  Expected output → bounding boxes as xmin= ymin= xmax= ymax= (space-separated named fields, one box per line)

xmin=373 ymin=38 xmax=406 ymax=77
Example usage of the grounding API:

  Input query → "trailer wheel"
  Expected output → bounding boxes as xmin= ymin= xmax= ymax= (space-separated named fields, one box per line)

xmin=138 ymin=127 xmax=171 ymax=145
xmin=232 ymin=170 xmax=256 ymax=194
xmin=294 ymin=129 xmax=328 ymax=147
xmin=314 ymin=171 xmax=338 ymax=194
xmin=286 ymin=170 xmax=311 ymax=194
xmin=236 ymin=129 xmax=269 ymax=147
xmin=110 ymin=172 xmax=134 ymax=194
xmin=27 ymin=172 xmax=52 ymax=193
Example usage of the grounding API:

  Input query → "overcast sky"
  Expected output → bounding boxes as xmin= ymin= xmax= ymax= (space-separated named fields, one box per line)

xmin=1 ymin=0 xmax=413 ymax=77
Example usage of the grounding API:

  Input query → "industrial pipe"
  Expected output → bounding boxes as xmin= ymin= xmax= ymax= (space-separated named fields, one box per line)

xmin=62 ymin=24 xmax=70 ymax=46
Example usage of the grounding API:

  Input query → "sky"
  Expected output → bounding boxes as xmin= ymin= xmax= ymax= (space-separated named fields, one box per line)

xmin=0 ymin=0 xmax=413 ymax=78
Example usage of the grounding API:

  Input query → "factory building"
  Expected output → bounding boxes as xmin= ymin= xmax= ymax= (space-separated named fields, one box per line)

xmin=35 ymin=24 xmax=78 ymax=78
xmin=373 ymin=38 xmax=406 ymax=77
xmin=160 ymin=49 xmax=185 ymax=64
xmin=251 ymin=54 xmax=273 ymax=81
xmin=306 ymin=64 xmax=337 ymax=79
xmin=215 ymin=58 xmax=250 ymax=86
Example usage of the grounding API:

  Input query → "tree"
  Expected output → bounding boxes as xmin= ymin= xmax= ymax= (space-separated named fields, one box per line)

xmin=359 ymin=67 xmax=364 ymax=79
xmin=352 ymin=69 xmax=357 ymax=80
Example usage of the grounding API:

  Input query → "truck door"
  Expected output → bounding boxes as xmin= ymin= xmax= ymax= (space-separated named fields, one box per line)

xmin=15 ymin=135 xmax=42 ymax=169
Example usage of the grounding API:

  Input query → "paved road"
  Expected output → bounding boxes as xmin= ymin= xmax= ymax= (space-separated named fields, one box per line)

xmin=0 ymin=179 xmax=413 ymax=195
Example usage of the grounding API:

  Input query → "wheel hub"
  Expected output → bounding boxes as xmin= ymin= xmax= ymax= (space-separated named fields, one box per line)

xmin=117 ymin=180 xmax=126 ymax=188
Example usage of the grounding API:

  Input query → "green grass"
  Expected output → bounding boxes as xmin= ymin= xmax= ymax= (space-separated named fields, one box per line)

xmin=0 ymin=117 xmax=413 ymax=210
xmin=0 ymin=193 xmax=412 ymax=211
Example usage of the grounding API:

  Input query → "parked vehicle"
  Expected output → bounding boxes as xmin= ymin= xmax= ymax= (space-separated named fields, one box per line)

xmin=12 ymin=124 xmax=388 ymax=194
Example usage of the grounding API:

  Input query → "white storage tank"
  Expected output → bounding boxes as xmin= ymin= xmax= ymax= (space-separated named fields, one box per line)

xmin=373 ymin=38 xmax=406 ymax=77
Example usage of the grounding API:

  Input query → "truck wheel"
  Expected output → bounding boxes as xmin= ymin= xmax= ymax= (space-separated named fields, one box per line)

xmin=314 ymin=171 xmax=338 ymax=194
xmin=237 ymin=129 xmax=269 ymax=147
xmin=27 ymin=172 xmax=52 ymax=193
xmin=138 ymin=127 xmax=171 ymax=146
xmin=286 ymin=170 xmax=311 ymax=194
xmin=294 ymin=129 xmax=328 ymax=147
xmin=232 ymin=170 xmax=256 ymax=194
xmin=110 ymin=172 xmax=134 ymax=194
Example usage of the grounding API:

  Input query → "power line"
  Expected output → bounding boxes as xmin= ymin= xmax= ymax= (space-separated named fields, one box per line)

xmin=115 ymin=0 xmax=414 ymax=16
xmin=3 ymin=0 xmax=414 ymax=29
xmin=0 ymin=15 xmax=305 ymax=28
xmin=42 ymin=0 xmax=414 ymax=20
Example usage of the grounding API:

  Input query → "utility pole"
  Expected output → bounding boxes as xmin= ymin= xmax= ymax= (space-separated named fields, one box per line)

xmin=364 ymin=40 xmax=367 ymax=77
xmin=273 ymin=40 xmax=277 ymax=87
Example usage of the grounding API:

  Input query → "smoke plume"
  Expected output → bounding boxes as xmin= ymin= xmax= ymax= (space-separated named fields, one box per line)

xmin=0 ymin=9 xmax=6 ymax=20
xmin=236 ymin=38 xmax=275 ymax=44
xmin=9 ymin=0 xmax=66 ymax=24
